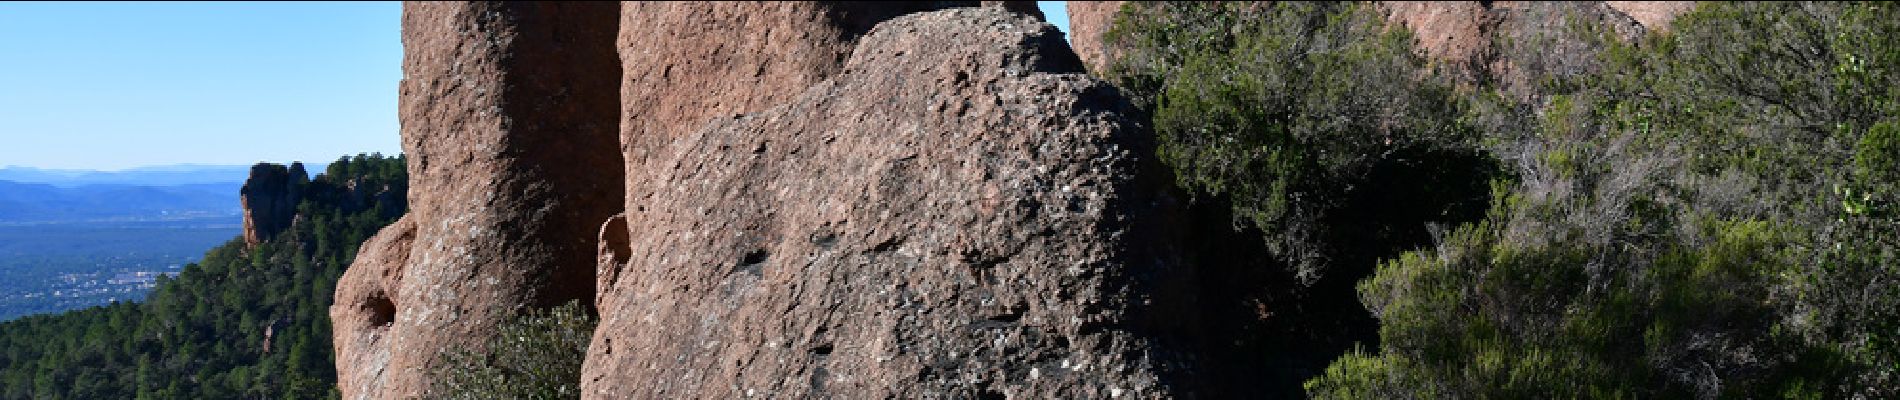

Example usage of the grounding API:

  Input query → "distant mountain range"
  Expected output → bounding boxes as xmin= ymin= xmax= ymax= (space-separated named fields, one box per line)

xmin=0 ymin=165 xmax=302 ymax=223
xmin=0 ymin=180 xmax=241 ymax=223
xmin=0 ymin=165 xmax=255 ymax=188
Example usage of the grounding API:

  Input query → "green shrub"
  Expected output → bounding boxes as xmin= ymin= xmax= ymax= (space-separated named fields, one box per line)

xmin=1311 ymin=2 xmax=1898 ymax=397
xmin=1109 ymin=1 xmax=1492 ymax=282
xmin=431 ymin=300 xmax=595 ymax=400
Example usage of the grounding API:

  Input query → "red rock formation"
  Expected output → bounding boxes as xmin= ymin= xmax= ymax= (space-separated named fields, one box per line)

xmin=332 ymin=216 xmax=410 ymax=397
xmin=240 ymin=162 xmax=304 ymax=247
xmin=983 ymin=0 xmax=1046 ymax=21
xmin=1606 ymin=1 xmax=1697 ymax=32
xmin=1376 ymin=1 xmax=1693 ymax=94
xmin=1380 ymin=1 xmax=1496 ymax=68
xmin=582 ymin=7 xmax=1208 ymax=398
xmin=329 ymin=2 xmax=622 ymax=398
xmin=613 ymin=1 xmax=991 ymax=180
xmin=1065 ymin=1 xmax=1124 ymax=73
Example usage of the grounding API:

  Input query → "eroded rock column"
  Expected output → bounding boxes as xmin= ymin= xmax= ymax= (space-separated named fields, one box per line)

xmin=331 ymin=2 xmax=621 ymax=398
xmin=240 ymin=162 xmax=305 ymax=247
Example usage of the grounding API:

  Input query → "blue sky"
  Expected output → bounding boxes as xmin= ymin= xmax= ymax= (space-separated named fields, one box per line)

xmin=0 ymin=2 xmax=1068 ymax=171
xmin=0 ymin=1 xmax=402 ymax=170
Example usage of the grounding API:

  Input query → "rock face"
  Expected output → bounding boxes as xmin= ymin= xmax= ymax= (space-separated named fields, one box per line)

xmin=332 ymin=216 xmax=412 ymax=398
xmin=584 ymin=7 xmax=1203 ymax=398
xmin=1374 ymin=1 xmax=1694 ymax=94
xmin=240 ymin=162 xmax=305 ymax=247
xmin=614 ymin=1 xmax=992 ymax=190
xmin=329 ymin=2 xmax=622 ymax=399
xmin=1606 ymin=1 xmax=1697 ymax=31
xmin=1065 ymin=1 xmax=1124 ymax=73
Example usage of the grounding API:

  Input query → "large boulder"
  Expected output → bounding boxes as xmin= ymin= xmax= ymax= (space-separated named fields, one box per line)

xmin=584 ymin=7 xmax=1206 ymax=398
xmin=329 ymin=2 xmax=622 ymax=398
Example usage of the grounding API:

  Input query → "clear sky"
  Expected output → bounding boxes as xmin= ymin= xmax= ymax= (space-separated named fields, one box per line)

xmin=0 ymin=1 xmax=401 ymax=170
xmin=0 ymin=1 xmax=1068 ymax=171
xmin=1040 ymin=1 xmax=1071 ymax=37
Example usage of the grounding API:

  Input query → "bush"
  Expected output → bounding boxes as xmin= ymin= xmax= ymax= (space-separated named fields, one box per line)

xmin=1109 ymin=1 xmax=1494 ymax=283
xmin=1311 ymin=2 xmax=1899 ymax=398
xmin=431 ymin=300 xmax=595 ymax=400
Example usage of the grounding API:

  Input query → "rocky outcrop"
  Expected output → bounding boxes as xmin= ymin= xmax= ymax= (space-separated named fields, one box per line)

xmin=1378 ymin=1 xmax=1495 ymax=71
xmin=332 ymin=216 xmax=412 ymax=398
xmin=614 ymin=1 xmax=994 ymax=189
xmin=1065 ymin=1 xmax=1124 ymax=73
xmin=333 ymin=2 xmax=1061 ymax=398
xmin=1375 ymin=1 xmax=1693 ymax=95
xmin=1606 ymin=1 xmax=1697 ymax=32
xmin=982 ymin=0 xmax=1045 ymax=20
xmin=329 ymin=2 xmax=622 ymax=399
xmin=583 ymin=7 xmax=1208 ymax=398
xmin=240 ymin=162 xmax=305 ymax=247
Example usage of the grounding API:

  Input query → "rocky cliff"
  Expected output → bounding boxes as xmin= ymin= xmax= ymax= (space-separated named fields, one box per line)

xmin=240 ymin=162 xmax=305 ymax=247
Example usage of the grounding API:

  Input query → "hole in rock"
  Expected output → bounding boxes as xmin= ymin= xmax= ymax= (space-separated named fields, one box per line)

xmin=735 ymin=249 xmax=770 ymax=276
xmin=365 ymin=295 xmax=396 ymax=328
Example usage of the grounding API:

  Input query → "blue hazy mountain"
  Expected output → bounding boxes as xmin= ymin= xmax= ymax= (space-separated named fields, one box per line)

xmin=0 ymin=180 xmax=243 ymax=223
xmin=0 ymin=164 xmax=253 ymax=188
xmin=0 ymin=164 xmax=332 ymax=223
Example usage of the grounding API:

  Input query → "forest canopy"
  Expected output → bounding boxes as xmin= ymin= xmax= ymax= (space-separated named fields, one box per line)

xmin=1107 ymin=1 xmax=1898 ymax=398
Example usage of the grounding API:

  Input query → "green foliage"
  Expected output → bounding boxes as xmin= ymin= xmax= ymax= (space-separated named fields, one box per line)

xmin=431 ymin=300 xmax=595 ymax=400
xmin=1304 ymin=2 xmax=1900 ymax=398
xmin=1108 ymin=1 xmax=1493 ymax=282
xmin=1800 ymin=119 xmax=1900 ymax=397
xmin=0 ymin=153 xmax=406 ymax=399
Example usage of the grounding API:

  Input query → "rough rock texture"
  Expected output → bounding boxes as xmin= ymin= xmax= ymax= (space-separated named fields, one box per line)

xmin=585 ymin=7 xmax=1207 ymax=398
xmin=1373 ymin=1 xmax=1694 ymax=69
xmin=1379 ymin=1 xmax=1495 ymax=71
xmin=1374 ymin=1 xmax=1692 ymax=97
xmin=614 ymin=1 xmax=991 ymax=191
xmin=1065 ymin=1 xmax=1124 ymax=73
xmin=331 ymin=216 xmax=412 ymax=397
xmin=1606 ymin=1 xmax=1697 ymax=32
xmin=240 ymin=162 xmax=305 ymax=247
xmin=329 ymin=2 xmax=622 ymax=399
xmin=982 ymin=0 xmax=1045 ymax=21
